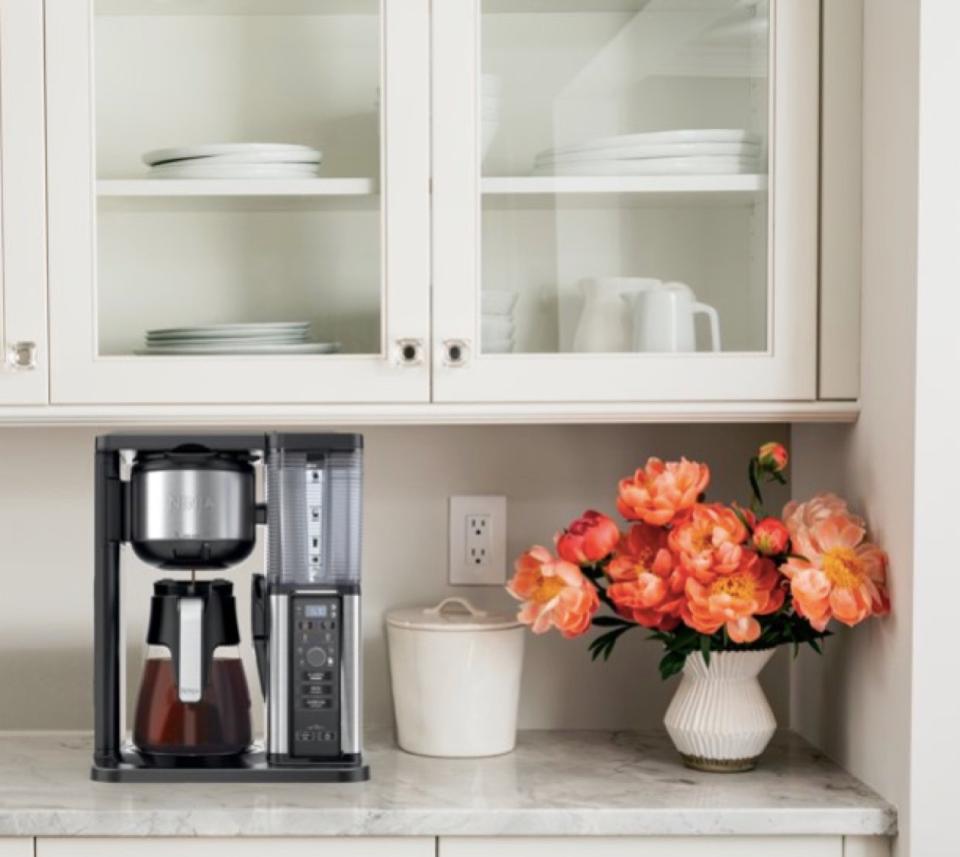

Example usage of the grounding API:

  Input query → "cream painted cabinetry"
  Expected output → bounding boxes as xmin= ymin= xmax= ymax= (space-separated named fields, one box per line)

xmin=35 ymin=837 xmax=435 ymax=857
xmin=0 ymin=0 xmax=860 ymax=418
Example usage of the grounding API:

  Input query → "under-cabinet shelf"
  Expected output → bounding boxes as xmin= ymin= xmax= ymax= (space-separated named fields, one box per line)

xmin=97 ymin=178 xmax=377 ymax=198
xmin=481 ymin=174 xmax=767 ymax=207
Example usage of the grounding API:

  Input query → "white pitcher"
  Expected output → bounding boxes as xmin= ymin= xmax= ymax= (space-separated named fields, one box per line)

xmin=572 ymin=277 xmax=662 ymax=353
xmin=623 ymin=282 xmax=721 ymax=353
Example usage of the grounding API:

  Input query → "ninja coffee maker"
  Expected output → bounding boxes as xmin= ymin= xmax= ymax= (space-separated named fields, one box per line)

xmin=92 ymin=433 xmax=368 ymax=783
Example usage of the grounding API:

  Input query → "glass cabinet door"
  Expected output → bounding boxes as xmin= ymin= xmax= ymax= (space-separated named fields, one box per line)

xmin=0 ymin=0 xmax=48 ymax=405
xmin=46 ymin=0 xmax=429 ymax=405
xmin=433 ymin=0 xmax=819 ymax=403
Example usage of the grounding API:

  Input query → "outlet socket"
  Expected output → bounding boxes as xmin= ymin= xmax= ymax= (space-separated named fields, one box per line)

xmin=449 ymin=495 xmax=507 ymax=585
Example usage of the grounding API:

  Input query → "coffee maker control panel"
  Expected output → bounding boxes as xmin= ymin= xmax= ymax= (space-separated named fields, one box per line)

xmin=292 ymin=595 xmax=341 ymax=757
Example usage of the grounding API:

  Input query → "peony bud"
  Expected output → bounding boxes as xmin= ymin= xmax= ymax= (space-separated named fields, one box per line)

xmin=555 ymin=510 xmax=620 ymax=565
xmin=752 ymin=517 xmax=790 ymax=556
xmin=758 ymin=442 xmax=789 ymax=474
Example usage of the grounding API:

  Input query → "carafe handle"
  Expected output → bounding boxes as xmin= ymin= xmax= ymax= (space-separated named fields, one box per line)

xmin=692 ymin=302 xmax=722 ymax=352
xmin=178 ymin=598 xmax=204 ymax=703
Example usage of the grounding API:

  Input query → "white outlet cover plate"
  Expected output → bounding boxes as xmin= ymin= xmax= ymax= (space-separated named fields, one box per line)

xmin=449 ymin=495 xmax=507 ymax=586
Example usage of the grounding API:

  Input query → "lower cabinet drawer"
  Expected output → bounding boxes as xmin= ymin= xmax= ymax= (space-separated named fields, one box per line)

xmin=439 ymin=837 xmax=843 ymax=857
xmin=36 ymin=838 xmax=434 ymax=857
xmin=0 ymin=840 xmax=32 ymax=857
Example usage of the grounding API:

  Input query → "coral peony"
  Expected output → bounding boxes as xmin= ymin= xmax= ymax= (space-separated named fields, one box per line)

xmin=668 ymin=502 xmax=748 ymax=581
xmin=507 ymin=546 xmax=600 ymax=638
xmin=555 ymin=510 xmax=620 ymax=565
xmin=682 ymin=553 xmax=786 ymax=643
xmin=758 ymin=442 xmax=789 ymax=474
xmin=606 ymin=524 xmax=683 ymax=631
xmin=616 ymin=457 xmax=710 ymax=526
xmin=752 ymin=517 xmax=790 ymax=556
xmin=780 ymin=499 xmax=889 ymax=631
xmin=783 ymin=493 xmax=863 ymax=543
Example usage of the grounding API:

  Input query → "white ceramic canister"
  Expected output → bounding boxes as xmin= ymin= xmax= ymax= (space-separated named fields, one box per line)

xmin=386 ymin=597 xmax=525 ymax=758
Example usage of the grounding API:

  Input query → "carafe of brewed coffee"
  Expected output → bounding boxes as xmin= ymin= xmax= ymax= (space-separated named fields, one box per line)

xmin=133 ymin=578 xmax=251 ymax=760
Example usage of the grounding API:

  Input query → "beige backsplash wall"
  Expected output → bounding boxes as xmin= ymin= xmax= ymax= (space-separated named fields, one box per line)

xmin=0 ymin=424 xmax=789 ymax=732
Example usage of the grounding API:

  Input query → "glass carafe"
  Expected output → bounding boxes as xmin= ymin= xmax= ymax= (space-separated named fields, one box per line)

xmin=133 ymin=579 xmax=251 ymax=760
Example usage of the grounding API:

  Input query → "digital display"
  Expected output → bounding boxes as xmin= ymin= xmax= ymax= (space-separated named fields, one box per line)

xmin=305 ymin=605 xmax=329 ymax=619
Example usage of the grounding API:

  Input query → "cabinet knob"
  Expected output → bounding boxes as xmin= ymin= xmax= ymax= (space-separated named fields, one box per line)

xmin=443 ymin=339 xmax=470 ymax=367
xmin=394 ymin=338 xmax=424 ymax=367
xmin=5 ymin=341 xmax=37 ymax=371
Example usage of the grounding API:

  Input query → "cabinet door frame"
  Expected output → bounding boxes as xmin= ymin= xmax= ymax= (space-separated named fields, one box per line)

xmin=45 ymin=0 xmax=430 ymax=405
xmin=0 ymin=0 xmax=48 ymax=405
xmin=431 ymin=0 xmax=820 ymax=404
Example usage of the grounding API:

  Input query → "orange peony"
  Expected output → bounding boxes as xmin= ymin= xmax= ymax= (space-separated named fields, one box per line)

xmin=780 ymin=497 xmax=889 ymax=632
xmin=682 ymin=553 xmax=786 ymax=643
xmin=606 ymin=524 xmax=683 ymax=631
xmin=668 ymin=502 xmax=748 ymax=581
xmin=555 ymin=510 xmax=620 ymax=566
xmin=752 ymin=517 xmax=790 ymax=556
xmin=507 ymin=546 xmax=600 ymax=638
xmin=616 ymin=457 xmax=710 ymax=526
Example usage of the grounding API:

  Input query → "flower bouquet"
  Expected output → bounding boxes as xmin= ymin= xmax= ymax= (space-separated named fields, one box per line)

xmin=506 ymin=443 xmax=889 ymax=771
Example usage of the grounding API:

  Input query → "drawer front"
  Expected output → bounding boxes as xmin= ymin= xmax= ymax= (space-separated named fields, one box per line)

xmin=439 ymin=837 xmax=843 ymax=857
xmin=37 ymin=838 xmax=434 ymax=857
xmin=0 ymin=840 xmax=32 ymax=857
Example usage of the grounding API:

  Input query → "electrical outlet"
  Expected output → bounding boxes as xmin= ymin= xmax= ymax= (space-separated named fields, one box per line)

xmin=449 ymin=496 xmax=507 ymax=585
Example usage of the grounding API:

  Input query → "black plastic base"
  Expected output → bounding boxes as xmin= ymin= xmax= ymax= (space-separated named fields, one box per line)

xmin=91 ymin=750 xmax=370 ymax=783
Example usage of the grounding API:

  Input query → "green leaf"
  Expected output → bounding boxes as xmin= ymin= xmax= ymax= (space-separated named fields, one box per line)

xmin=699 ymin=633 xmax=712 ymax=664
xmin=591 ymin=616 xmax=633 ymax=628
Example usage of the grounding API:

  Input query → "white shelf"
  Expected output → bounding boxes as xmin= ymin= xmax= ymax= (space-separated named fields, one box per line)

xmin=96 ymin=0 xmax=378 ymax=15
xmin=97 ymin=177 xmax=377 ymax=198
xmin=481 ymin=174 xmax=767 ymax=207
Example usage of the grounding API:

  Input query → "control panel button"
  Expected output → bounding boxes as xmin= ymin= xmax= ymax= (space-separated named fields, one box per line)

xmin=303 ymin=698 xmax=331 ymax=710
xmin=305 ymin=646 xmax=327 ymax=668
xmin=304 ymin=671 xmax=332 ymax=682
xmin=303 ymin=684 xmax=333 ymax=696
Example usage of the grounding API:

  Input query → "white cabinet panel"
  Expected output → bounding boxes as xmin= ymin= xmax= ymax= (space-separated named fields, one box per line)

xmin=0 ymin=839 xmax=32 ymax=857
xmin=38 ymin=837 xmax=434 ymax=857
xmin=432 ymin=0 xmax=820 ymax=403
xmin=440 ymin=837 xmax=843 ymax=857
xmin=45 ymin=0 xmax=430 ymax=405
xmin=0 ymin=0 xmax=48 ymax=404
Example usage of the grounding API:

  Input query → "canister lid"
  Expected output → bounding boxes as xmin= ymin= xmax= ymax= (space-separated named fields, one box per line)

xmin=386 ymin=597 xmax=522 ymax=632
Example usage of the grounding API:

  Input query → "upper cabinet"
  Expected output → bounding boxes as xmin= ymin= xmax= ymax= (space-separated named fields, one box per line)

xmin=8 ymin=0 xmax=851 ymax=416
xmin=0 ymin=0 xmax=48 ymax=405
xmin=45 ymin=0 xmax=431 ymax=405
xmin=432 ymin=0 xmax=821 ymax=402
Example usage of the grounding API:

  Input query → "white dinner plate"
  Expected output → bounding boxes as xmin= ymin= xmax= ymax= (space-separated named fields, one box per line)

xmin=535 ymin=141 xmax=760 ymax=165
xmin=143 ymin=143 xmax=322 ymax=166
xmin=545 ymin=130 xmax=761 ymax=158
xmin=147 ymin=322 xmax=311 ymax=338
xmin=146 ymin=335 xmax=310 ymax=346
xmin=149 ymin=162 xmax=320 ymax=179
xmin=532 ymin=156 xmax=764 ymax=176
xmin=136 ymin=342 xmax=342 ymax=356
xmin=149 ymin=150 xmax=324 ymax=166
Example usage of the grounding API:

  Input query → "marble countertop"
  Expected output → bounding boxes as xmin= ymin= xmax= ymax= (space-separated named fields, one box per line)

xmin=0 ymin=731 xmax=895 ymax=838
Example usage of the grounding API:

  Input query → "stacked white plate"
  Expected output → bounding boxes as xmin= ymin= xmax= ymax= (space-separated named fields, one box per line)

xmin=482 ymin=290 xmax=518 ymax=354
xmin=143 ymin=144 xmax=323 ymax=179
xmin=532 ymin=129 xmax=764 ymax=176
xmin=136 ymin=322 xmax=341 ymax=356
xmin=482 ymin=74 xmax=501 ymax=163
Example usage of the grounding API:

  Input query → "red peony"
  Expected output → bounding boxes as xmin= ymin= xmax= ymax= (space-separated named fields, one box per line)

xmin=555 ymin=510 xmax=620 ymax=565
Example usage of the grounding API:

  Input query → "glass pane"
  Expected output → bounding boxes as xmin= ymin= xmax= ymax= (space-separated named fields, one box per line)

xmin=480 ymin=0 xmax=770 ymax=356
xmin=93 ymin=0 xmax=382 ymax=357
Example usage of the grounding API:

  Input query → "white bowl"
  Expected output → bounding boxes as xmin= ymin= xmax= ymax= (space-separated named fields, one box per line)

xmin=482 ymin=317 xmax=515 ymax=340
xmin=482 ymin=290 xmax=519 ymax=315
xmin=482 ymin=120 xmax=499 ymax=160
xmin=482 ymin=73 xmax=503 ymax=96
xmin=484 ymin=338 xmax=514 ymax=354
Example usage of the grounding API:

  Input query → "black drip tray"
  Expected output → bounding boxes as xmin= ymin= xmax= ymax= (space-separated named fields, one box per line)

xmin=91 ymin=750 xmax=370 ymax=783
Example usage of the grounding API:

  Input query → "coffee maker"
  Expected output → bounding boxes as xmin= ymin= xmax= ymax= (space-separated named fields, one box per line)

xmin=92 ymin=433 xmax=368 ymax=782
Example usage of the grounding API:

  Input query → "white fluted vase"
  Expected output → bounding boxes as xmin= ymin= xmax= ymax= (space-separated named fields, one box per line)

xmin=663 ymin=649 xmax=776 ymax=773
